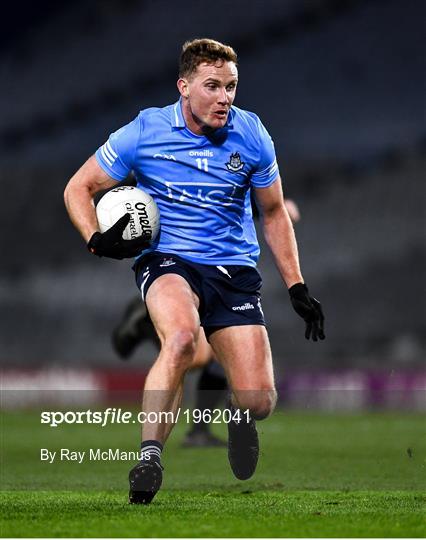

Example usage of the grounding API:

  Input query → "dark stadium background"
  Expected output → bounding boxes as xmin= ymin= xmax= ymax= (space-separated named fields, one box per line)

xmin=1 ymin=0 xmax=425 ymax=408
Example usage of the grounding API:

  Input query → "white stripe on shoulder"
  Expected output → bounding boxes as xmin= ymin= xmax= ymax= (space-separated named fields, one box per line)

xmin=106 ymin=140 xmax=118 ymax=159
xmin=102 ymin=142 xmax=115 ymax=163
xmin=269 ymin=160 xmax=278 ymax=174
xmin=100 ymin=145 xmax=113 ymax=166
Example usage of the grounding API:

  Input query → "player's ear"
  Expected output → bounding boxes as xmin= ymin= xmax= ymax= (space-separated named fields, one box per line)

xmin=177 ymin=78 xmax=189 ymax=98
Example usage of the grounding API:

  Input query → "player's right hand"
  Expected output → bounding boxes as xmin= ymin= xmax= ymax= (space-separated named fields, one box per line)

xmin=87 ymin=213 xmax=150 ymax=259
xmin=289 ymin=283 xmax=325 ymax=341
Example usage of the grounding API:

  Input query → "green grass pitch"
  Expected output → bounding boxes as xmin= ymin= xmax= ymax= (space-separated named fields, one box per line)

xmin=1 ymin=409 xmax=425 ymax=537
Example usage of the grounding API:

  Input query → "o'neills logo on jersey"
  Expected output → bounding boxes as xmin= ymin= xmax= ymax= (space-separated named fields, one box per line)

xmin=232 ymin=302 xmax=255 ymax=311
xmin=189 ymin=150 xmax=214 ymax=157
xmin=226 ymin=152 xmax=245 ymax=173
xmin=125 ymin=201 xmax=152 ymax=240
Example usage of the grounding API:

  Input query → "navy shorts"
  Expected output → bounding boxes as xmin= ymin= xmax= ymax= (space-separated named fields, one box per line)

xmin=134 ymin=252 xmax=266 ymax=335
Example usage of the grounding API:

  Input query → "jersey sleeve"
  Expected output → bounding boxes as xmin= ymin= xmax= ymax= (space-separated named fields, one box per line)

xmin=95 ymin=115 xmax=141 ymax=180
xmin=250 ymin=118 xmax=280 ymax=188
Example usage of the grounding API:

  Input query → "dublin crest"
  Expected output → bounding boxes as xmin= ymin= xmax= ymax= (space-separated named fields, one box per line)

xmin=226 ymin=152 xmax=245 ymax=173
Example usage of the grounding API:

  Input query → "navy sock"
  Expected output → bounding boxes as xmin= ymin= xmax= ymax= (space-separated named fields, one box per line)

xmin=140 ymin=440 xmax=163 ymax=464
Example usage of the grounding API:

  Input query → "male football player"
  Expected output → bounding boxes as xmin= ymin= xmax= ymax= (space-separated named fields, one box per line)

xmin=64 ymin=38 xmax=324 ymax=504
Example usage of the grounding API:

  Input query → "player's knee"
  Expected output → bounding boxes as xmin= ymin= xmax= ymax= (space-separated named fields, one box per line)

xmin=251 ymin=389 xmax=276 ymax=420
xmin=237 ymin=388 xmax=277 ymax=420
xmin=164 ymin=329 xmax=197 ymax=370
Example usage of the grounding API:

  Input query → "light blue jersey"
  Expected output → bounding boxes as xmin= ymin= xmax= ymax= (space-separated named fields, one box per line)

xmin=95 ymin=99 xmax=279 ymax=266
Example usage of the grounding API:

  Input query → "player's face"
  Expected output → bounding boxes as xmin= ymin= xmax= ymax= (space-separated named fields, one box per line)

xmin=179 ymin=61 xmax=238 ymax=135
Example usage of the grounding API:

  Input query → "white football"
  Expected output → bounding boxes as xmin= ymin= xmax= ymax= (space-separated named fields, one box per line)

xmin=96 ymin=186 xmax=160 ymax=242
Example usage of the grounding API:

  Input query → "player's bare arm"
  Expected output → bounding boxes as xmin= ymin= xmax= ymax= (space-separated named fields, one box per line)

xmin=64 ymin=155 xmax=118 ymax=242
xmin=254 ymin=176 xmax=303 ymax=289
xmin=65 ymin=157 xmax=146 ymax=259
xmin=255 ymin=177 xmax=324 ymax=340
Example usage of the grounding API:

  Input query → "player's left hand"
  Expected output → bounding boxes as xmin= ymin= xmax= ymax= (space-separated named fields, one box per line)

xmin=289 ymin=283 xmax=325 ymax=341
xmin=87 ymin=213 xmax=150 ymax=259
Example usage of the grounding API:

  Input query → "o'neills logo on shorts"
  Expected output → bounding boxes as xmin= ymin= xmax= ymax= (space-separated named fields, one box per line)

xmin=232 ymin=302 xmax=255 ymax=311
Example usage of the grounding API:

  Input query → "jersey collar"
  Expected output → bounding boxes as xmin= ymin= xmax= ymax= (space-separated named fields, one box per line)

xmin=171 ymin=98 xmax=234 ymax=130
xmin=171 ymin=99 xmax=186 ymax=128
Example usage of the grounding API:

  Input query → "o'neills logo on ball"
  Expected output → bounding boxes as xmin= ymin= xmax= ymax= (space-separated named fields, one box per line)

xmin=125 ymin=201 xmax=153 ymax=240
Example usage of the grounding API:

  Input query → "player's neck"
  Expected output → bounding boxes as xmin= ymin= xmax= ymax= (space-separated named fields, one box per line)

xmin=181 ymin=100 xmax=207 ymax=136
xmin=185 ymin=113 xmax=206 ymax=136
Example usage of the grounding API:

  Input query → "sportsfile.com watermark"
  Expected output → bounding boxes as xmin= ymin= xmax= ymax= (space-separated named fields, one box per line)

xmin=40 ymin=407 xmax=250 ymax=428
xmin=39 ymin=408 xmax=250 ymax=464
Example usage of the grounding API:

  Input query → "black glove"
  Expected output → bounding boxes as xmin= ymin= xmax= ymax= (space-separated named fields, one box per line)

xmin=87 ymin=213 xmax=150 ymax=260
xmin=289 ymin=283 xmax=325 ymax=341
